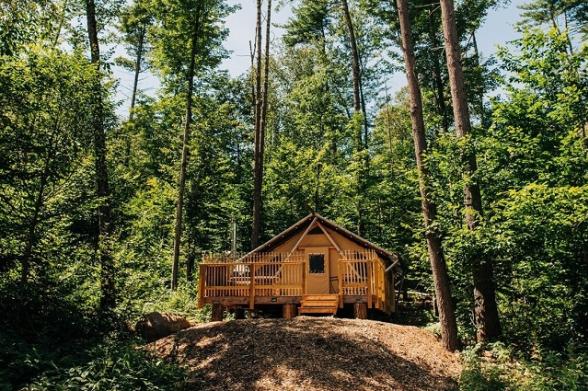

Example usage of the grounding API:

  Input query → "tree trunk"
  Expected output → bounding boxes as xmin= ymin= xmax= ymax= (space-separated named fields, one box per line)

xmin=439 ymin=0 xmax=501 ymax=342
xmin=251 ymin=0 xmax=264 ymax=249
xmin=396 ymin=0 xmax=459 ymax=352
xmin=471 ymin=31 xmax=485 ymax=127
xmin=340 ymin=0 xmax=365 ymax=236
xmin=427 ymin=10 xmax=449 ymax=134
xmin=129 ymin=27 xmax=144 ymax=121
xmin=171 ymin=5 xmax=202 ymax=290
xmin=186 ymin=250 xmax=195 ymax=282
xmin=340 ymin=0 xmax=361 ymax=116
xmin=125 ymin=25 xmax=145 ymax=166
xmin=85 ymin=0 xmax=116 ymax=312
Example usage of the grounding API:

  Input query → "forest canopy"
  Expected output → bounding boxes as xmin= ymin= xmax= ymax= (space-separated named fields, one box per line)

xmin=0 ymin=0 xmax=587 ymax=389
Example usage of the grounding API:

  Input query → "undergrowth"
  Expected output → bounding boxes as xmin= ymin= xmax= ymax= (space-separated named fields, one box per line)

xmin=459 ymin=343 xmax=588 ymax=391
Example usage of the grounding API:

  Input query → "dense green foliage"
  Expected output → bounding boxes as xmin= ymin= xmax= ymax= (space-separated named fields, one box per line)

xmin=0 ymin=0 xmax=586 ymax=389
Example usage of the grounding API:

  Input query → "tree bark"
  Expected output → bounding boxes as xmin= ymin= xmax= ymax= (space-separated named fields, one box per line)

xmin=340 ymin=0 xmax=365 ymax=235
xmin=129 ymin=27 xmax=144 ymax=121
xmin=125 ymin=25 xmax=145 ymax=166
xmin=396 ymin=0 xmax=459 ymax=352
xmin=471 ymin=31 xmax=486 ymax=127
xmin=85 ymin=0 xmax=116 ymax=312
xmin=427 ymin=10 xmax=449 ymax=134
xmin=340 ymin=0 xmax=361 ymax=116
xmin=171 ymin=4 xmax=202 ymax=290
xmin=439 ymin=0 xmax=501 ymax=342
xmin=251 ymin=0 xmax=264 ymax=249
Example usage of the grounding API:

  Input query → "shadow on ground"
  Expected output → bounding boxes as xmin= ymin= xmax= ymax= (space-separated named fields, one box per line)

xmin=149 ymin=318 xmax=460 ymax=391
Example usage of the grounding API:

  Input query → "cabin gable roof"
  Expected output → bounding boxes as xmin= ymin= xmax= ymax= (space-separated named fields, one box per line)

xmin=248 ymin=213 xmax=400 ymax=268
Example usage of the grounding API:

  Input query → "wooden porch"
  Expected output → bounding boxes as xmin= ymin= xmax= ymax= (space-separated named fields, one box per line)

xmin=197 ymin=250 xmax=391 ymax=316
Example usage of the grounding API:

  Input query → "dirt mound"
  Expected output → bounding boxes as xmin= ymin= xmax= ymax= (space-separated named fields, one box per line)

xmin=147 ymin=317 xmax=462 ymax=391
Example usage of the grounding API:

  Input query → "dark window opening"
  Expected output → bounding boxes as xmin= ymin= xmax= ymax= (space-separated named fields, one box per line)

xmin=309 ymin=254 xmax=325 ymax=273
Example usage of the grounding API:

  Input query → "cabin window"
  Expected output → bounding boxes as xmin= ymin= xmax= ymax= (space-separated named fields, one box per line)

xmin=309 ymin=254 xmax=325 ymax=273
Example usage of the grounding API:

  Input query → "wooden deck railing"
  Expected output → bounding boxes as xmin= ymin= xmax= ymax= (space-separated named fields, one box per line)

xmin=198 ymin=251 xmax=305 ymax=308
xmin=198 ymin=250 xmax=387 ymax=311
xmin=338 ymin=250 xmax=386 ymax=310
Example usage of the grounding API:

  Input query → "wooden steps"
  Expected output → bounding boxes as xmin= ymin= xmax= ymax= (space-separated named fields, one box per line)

xmin=299 ymin=294 xmax=339 ymax=315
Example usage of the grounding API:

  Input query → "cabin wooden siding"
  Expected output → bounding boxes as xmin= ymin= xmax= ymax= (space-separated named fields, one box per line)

xmin=198 ymin=215 xmax=398 ymax=315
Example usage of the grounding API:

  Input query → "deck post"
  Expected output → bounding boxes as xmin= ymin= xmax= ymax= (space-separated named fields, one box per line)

xmin=354 ymin=302 xmax=367 ymax=319
xmin=338 ymin=257 xmax=344 ymax=308
xmin=367 ymin=259 xmax=373 ymax=309
xmin=282 ymin=303 xmax=297 ymax=320
xmin=249 ymin=264 xmax=256 ymax=309
xmin=211 ymin=303 xmax=224 ymax=321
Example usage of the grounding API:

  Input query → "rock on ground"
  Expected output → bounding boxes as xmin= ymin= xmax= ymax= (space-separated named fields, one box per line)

xmin=135 ymin=312 xmax=191 ymax=342
xmin=147 ymin=317 xmax=462 ymax=391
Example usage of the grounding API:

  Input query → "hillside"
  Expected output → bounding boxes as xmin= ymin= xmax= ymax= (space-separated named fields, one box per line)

xmin=147 ymin=317 xmax=462 ymax=391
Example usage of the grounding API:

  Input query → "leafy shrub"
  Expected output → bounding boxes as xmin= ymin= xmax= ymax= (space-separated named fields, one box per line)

xmin=27 ymin=338 xmax=186 ymax=391
xmin=459 ymin=344 xmax=588 ymax=391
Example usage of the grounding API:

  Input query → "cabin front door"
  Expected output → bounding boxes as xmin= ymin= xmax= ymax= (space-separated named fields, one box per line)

xmin=304 ymin=247 xmax=330 ymax=294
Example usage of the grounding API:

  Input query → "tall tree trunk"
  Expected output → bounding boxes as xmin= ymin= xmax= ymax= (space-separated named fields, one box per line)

xmin=427 ymin=9 xmax=449 ymax=134
xmin=125 ymin=25 xmax=145 ymax=166
xmin=251 ymin=0 xmax=264 ymax=249
xmin=186 ymin=248 xmax=195 ymax=282
xmin=254 ymin=0 xmax=271 ymax=228
xmin=396 ymin=0 xmax=459 ymax=352
xmin=439 ymin=0 xmax=501 ymax=342
xmin=562 ymin=9 xmax=574 ymax=55
xmin=340 ymin=0 xmax=362 ymax=125
xmin=470 ymin=31 xmax=486 ymax=127
xmin=171 ymin=5 xmax=202 ymax=290
xmin=340 ymin=0 xmax=365 ymax=235
xmin=129 ymin=27 xmax=144 ymax=120
xmin=85 ymin=0 xmax=115 ymax=311
xmin=53 ymin=0 xmax=69 ymax=47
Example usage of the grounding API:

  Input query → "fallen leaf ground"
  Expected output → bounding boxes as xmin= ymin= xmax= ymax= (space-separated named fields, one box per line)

xmin=147 ymin=317 xmax=462 ymax=391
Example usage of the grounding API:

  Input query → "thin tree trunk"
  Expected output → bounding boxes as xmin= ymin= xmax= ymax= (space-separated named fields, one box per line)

xmin=171 ymin=4 xmax=202 ymax=290
xmin=249 ymin=39 xmax=256 ymax=119
xmin=340 ymin=0 xmax=361 ymax=116
xmin=340 ymin=0 xmax=365 ymax=235
xmin=251 ymin=0 xmax=264 ymax=249
xmin=396 ymin=0 xmax=459 ymax=352
xmin=254 ymin=0 xmax=271 ymax=229
xmin=129 ymin=27 xmax=144 ymax=120
xmin=358 ymin=59 xmax=369 ymax=148
xmin=563 ymin=9 xmax=574 ymax=55
xmin=427 ymin=10 xmax=449 ymax=134
xmin=471 ymin=31 xmax=485 ymax=127
xmin=125 ymin=25 xmax=145 ymax=166
xmin=85 ymin=0 xmax=115 ymax=311
xmin=439 ymin=0 xmax=501 ymax=342
xmin=53 ymin=0 xmax=69 ymax=47
xmin=186 ymin=249 xmax=195 ymax=282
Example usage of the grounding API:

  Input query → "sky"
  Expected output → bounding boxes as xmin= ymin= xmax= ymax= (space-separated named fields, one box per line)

xmin=114 ymin=0 xmax=527 ymax=117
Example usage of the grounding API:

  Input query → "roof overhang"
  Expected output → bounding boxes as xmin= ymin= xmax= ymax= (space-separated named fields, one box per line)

xmin=244 ymin=213 xmax=401 ymax=272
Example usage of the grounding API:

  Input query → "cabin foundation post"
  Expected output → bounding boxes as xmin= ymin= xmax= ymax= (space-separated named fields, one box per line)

xmin=282 ymin=303 xmax=297 ymax=320
xmin=354 ymin=303 xmax=368 ymax=319
xmin=211 ymin=303 xmax=224 ymax=321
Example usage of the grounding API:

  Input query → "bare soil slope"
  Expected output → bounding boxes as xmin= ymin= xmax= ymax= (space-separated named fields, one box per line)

xmin=147 ymin=317 xmax=462 ymax=391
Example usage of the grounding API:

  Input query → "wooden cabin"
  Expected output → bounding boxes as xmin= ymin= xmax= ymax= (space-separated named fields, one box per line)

xmin=197 ymin=213 xmax=401 ymax=320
